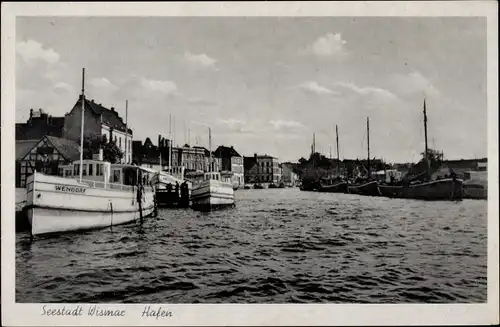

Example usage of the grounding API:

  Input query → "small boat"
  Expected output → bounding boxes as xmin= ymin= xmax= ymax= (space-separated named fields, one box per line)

xmin=268 ymin=183 xmax=278 ymax=189
xmin=378 ymin=178 xmax=463 ymax=201
xmin=244 ymin=185 xmax=251 ymax=190
xmin=278 ymin=182 xmax=286 ymax=188
xmin=191 ymin=171 xmax=235 ymax=211
xmin=346 ymin=118 xmax=379 ymax=196
xmin=347 ymin=179 xmax=380 ymax=196
xmin=191 ymin=127 xmax=235 ymax=211
xmin=254 ymin=183 xmax=264 ymax=189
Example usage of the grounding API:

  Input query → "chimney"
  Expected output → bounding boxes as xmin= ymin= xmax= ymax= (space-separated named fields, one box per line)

xmin=91 ymin=98 xmax=94 ymax=103
xmin=111 ymin=107 xmax=115 ymax=112
xmin=254 ymin=153 xmax=257 ymax=161
xmin=158 ymin=134 xmax=162 ymax=148
xmin=29 ymin=108 xmax=33 ymax=119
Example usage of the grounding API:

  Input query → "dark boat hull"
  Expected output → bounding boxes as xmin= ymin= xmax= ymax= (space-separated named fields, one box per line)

xmin=347 ymin=180 xmax=380 ymax=196
xmin=378 ymin=178 xmax=463 ymax=201
xmin=318 ymin=181 xmax=348 ymax=193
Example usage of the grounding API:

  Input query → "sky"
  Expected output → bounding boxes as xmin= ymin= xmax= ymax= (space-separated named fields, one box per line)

xmin=15 ymin=17 xmax=487 ymax=163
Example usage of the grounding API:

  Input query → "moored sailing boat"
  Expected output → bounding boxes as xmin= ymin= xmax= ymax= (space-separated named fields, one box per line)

xmin=191 ymin=128 xmax=235 ymax=211
xmin=318 ymin=125 xmax=349 ymax=193
xmin=25 ymin=69 xmax=155 ymax=237
xmin=378 ymin=99 xmax=463 ymax=201
xmin=347 ymin=117 xmax=380 ymax=196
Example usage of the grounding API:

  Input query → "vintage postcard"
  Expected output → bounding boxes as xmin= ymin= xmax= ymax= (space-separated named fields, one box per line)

xmin=1 ymin=1 xmax=498 ymax=326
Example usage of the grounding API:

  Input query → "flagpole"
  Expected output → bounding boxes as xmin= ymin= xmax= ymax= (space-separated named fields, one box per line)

xmin=79 ymin=68 xmax=85 ymax=183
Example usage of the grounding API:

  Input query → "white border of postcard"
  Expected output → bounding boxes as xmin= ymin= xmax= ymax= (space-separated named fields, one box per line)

xmin=2 ymin=1 xmax=499 ymax=326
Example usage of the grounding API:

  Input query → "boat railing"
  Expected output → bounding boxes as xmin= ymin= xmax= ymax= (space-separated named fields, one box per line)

xmin=78 ymin=179 xmax=152 ymax=192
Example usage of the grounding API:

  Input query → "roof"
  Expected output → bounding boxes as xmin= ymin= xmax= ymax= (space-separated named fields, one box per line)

xmin=78 ymin=96 xmax=132 ymax=134
xmin=256 ymin=154 xmax=276 ymax=159
xmin=16 ymin=140 xmax=39 ymax=160
xmin=214 ymin=145 xmax=241 ymax=158
xmin=16 ymin=136 xmax=80 ymax=161
xmin=45 ymin=136 xmax=80 ymax=161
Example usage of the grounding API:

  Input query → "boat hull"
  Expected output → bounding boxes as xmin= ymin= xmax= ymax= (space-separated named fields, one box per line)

xmin=347 ymin=180 xmax=380 ymax=196
xmin=318 ymin=181 xmax=348 ymax=193
xmin=378 ymin=178 xmax=463 ymax=201
xmin=191 ymin=180 xmax=235 ymax=212
xmin=26 ymin=172 xmax=155 ymax=236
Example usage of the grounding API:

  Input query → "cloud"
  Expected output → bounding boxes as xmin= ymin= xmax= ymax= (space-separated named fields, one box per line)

xmin=333 ymin=82 xmax=399 ymax=103
xmin=299 ymin=81 xmax=337 ymax=95
xmin=216 ymin=118 xmax=251 ymax=133
xmin=305 ymin=33 xmax=348 ymax=58
xmin=53 ymin=82 xmax=74 ymax=94
xmin=16 ymin=39 xmax=60 ymax=64
xmin=184 ymin=51 xmax=217 ymax=68
xmin=269 ymin=120 xmax=307 ymax=132
xmin=389 ymin=71 xmax=441 ymax=97
xmin=89 ymin=77 xmax=119 ymax=91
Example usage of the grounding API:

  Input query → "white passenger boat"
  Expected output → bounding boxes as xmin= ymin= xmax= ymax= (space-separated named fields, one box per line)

xmin=25 ymin=159 xmax=155 ymax=237
xmin=191 ymin=171 xmax=235 ymax=211
xmin=190 ymin=127 xmax=235 ymax=211
xmin=24 ymin=68 xmax=155 ymax=237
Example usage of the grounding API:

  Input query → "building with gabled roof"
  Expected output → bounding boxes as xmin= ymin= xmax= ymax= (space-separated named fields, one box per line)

xmin=63 ymin=95 xmax=133 ymax=164
xmin=16 ymin=136 xmax=80 ymax=187
xmin=213 ymin=145 xmax=244 ymax=188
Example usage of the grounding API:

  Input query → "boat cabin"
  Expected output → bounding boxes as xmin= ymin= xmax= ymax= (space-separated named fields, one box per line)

xmin=204 ymin=171 xmax=232 ymax=184
xmin=58 ymin=159 xmax=154 ymax=188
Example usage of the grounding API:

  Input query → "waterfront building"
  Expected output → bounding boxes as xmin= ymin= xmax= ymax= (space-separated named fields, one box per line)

xmin=15 ymin=135 xmax=80 ymax=187
xmin=244 ymin=153 xmax=281 ymax=184
xmin=16 ymin=108 xmax=64 ymax=140
xmin=280 ymin=162 xmax=299 ymax=186
xmin=213 ymin=145 xmax=244 ymax=186
xmin=63 ymin=95 xmax=133 ymax=164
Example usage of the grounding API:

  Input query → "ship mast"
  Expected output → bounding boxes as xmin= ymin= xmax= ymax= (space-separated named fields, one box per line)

xmin=367 ymin=117 xmax=370 ymax=178
xmin=423 ymin=98 xmax=430 ymax=172
xmin=79 ymin=68 xmax=85 ymax=183
xmin=208 ymin=127 xmax=212 ymax=172
xmin=336 ymin=124 xmax=340 ymax=176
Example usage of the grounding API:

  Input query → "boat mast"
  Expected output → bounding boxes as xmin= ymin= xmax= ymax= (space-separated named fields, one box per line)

xmin=336 ymin=124 xmax=340 ymax=176
xmin=366 ymin=117 xmax=370 ymax=178
xmin=79 ymin=68 xmax=85 ymax=183
xmin=208 ymin=127 xmax=212 ymax=172
xmin=423 ymin=98 xmax=430 ymax=172
xmin=125 ymin=100 xmax=128 ymax=164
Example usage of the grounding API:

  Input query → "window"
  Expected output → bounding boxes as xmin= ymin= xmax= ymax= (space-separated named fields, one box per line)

xmin=89 ymin=163 xmax=93 ymax=176
xmin=119 ymin=138 xmax=122 ymax=149
xmin=113 ymin=170 xmax=120 ymax=183
xmin=82 ymin=164 xmax=87 ymax=176
xmin=58 ymin=168 xmax=63 ymax=176
xmin=74 ymin=164 xmax=79 ymax=175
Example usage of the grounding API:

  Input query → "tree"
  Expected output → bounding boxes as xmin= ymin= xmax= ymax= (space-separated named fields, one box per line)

xmin=79 ymin=133 xmax=123 ymax=164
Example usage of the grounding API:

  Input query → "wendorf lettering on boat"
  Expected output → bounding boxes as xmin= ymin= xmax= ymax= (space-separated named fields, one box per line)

xmin=54 ymin=185 xmax=86 ymax=193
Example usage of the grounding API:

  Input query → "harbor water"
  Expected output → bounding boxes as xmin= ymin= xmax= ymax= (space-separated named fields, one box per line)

xmin=16 ymin=188 xmax=487 ymax=303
